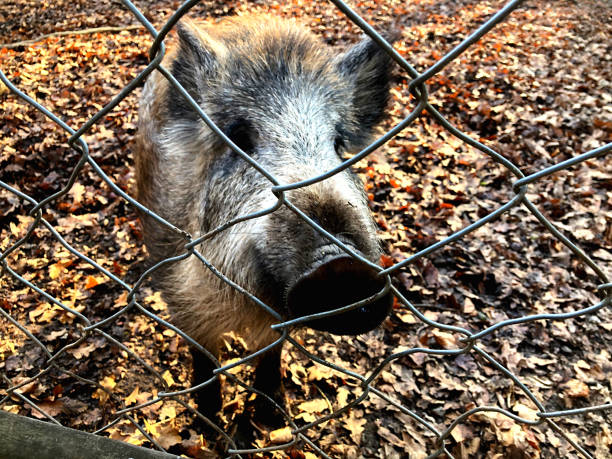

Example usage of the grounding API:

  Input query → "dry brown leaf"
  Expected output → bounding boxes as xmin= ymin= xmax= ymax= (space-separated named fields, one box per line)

xmin=108 ymin=420 xmax=146 ymax=447
xmin=295 ymin=398 xmax=328 ymax=423
xmin=155 ymin=423 xmax=182 ymax=449
xmin=513 ymin=402 xmax=539 ymax=422
xmin=269 ymin=426 xmax=293 ymax=444
xmin=563 ymin=379 xmax=590 ymax=398
xmin=28 ymin=303 xmax=59 ymax=323
xmin=68 ymin=182 xmax=85 ymax=204
xmin=297 ymin=398 xmax=328 ymax=414
xmin=30 ymin=400 xmax=64 ymax=419
xmin=432 ymin=329 xmax=458 ymax=349
xmin=67 ymin=341 xmax=96 ymax=359
xmin=450 ymin=423 xmax=473 ymax=443
xmin=344 ymin=410 xmax=367 ymax=444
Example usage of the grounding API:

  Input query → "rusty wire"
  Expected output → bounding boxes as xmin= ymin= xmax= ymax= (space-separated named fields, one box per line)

xmin=0 ymin=0 xmax=611 ymax=458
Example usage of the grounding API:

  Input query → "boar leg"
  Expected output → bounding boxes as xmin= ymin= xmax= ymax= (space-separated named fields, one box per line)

xmin=251 ymin=347 xmax=284 ymax=426
xmin=191 ymin=347 xmax=222 ymax=422
xmin=232 ymin=347 xmax=284 ymax=448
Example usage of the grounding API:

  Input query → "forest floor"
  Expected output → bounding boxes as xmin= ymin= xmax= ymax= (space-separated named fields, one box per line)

xmin=1 ymin=0 xmax=611 ymax=458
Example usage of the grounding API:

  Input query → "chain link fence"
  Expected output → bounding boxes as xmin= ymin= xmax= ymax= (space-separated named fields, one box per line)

xmin=1 ymin=0 xmax=611 ymax=457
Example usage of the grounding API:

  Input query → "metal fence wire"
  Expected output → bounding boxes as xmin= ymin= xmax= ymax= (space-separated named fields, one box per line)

xmin=0 ymin=0 xmax=611 ymax=458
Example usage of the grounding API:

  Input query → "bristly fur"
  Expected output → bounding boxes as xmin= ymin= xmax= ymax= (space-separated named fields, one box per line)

xmin=135 ymin=14 xmax=394 ymax=355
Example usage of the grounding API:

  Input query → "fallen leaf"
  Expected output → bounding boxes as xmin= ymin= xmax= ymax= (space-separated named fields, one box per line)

xmin=344 ymin=410 xmax=367 ymax=444
xmin=162 ymin=370 xmax=175 ymax=388
xmin=269 ymin=426 xmax=293 ymax=444
xmin=563 ymin=379 xmax=589 ymax=398
xmin=432 ymin=330 xmax=458 ymax=349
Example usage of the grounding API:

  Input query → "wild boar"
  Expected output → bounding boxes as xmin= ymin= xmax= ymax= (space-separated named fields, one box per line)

xmin=135 ymin=13 xmax=394 ymax=427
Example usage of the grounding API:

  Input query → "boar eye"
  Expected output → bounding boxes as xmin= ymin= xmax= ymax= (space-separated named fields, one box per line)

xmin=334 ymin=136 xmax=345 ymax=156
xmin=225 ymin=119 xmax=255 ymax=153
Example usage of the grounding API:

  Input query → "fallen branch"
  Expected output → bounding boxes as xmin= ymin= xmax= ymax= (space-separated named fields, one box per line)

xmin=0 ymin=25 xmax=142 ymax=49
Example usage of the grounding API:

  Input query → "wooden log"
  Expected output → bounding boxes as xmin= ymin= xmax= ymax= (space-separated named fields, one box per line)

xmin=0 ymin=410 xmax=180 ymax=459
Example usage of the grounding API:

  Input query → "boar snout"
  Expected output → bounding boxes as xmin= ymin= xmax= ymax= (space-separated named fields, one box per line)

xmin=286 ymin=255 xmax=392 ymax=335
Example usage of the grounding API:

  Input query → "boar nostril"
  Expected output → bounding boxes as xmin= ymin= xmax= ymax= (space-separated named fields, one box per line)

xmin=286 ymin=255 xmax=392 ymax=335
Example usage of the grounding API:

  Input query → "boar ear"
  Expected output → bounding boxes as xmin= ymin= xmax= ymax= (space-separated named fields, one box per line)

xmin=336 ymin=35 xmax=396 ymax=134
xmin=169 ymin=21 xmax=219 ymax=120
xmin=176 ymin=21 xmax=218 ymax=73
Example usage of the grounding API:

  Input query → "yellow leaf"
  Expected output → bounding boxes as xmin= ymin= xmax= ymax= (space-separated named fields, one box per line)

xmin=145 ymin=291 xmax=166 ymax=311
xmin=2 ymin=405 xmax=20 ymax=414
xmin=307 ymin=365 xmax=333 ymax=382
xmin=159 ymin=404 xmax=176 ymax=421
xmin=125 ymin=387 xmax=140 ymax=406
xmin=162 ymin=370 xmax=175 ymax=388
xmin=9 ymin=221 xmax=19 ymax=237
xmin=144 ymin=418 xmax=158 ymax=436
xmin=336 ymin=387 xmax=351 ymax=408
xmin=49 ymin=260 xmax=70 ymax=279
xmin=93 ymin=387 xmax=110 ymax=405
xmin=100 ymin=375 xmax=117 ymax=390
